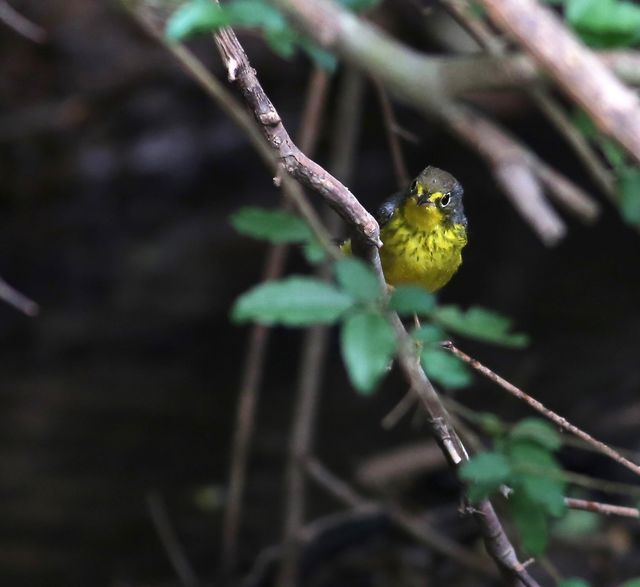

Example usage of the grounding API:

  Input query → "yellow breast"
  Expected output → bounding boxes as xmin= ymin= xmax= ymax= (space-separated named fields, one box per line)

xmin=379 ymin=210 xmax=467 ymax=292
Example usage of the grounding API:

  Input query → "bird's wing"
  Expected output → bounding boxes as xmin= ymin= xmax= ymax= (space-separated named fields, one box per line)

xmin=376 ymin=190 xmax=407 ymax=227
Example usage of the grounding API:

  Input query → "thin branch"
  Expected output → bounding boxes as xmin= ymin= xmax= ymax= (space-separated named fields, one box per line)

xmin=146 ymin=491 xmax=200 ymax=587
xmin=479 ymin=0 xmax=640 ymax=166
xmin=0 ymin=0 xmax=46 ymax=43
xmin=305 ymin=457 xmax=498 ymax=578
xmin=565 ymin=497 xmax=640 ymax=519
xmin=0 ymin=275 xmax=39 ymax=316
xmin=213 ymin=27 xmax=381 ymax=246
xmin=374 ymin=79 xmax=410 ymax=189
xmin=444 ymin=341 xmax=640 ymax=478
xmin=279 ymin=68 xmax=364 ymax=587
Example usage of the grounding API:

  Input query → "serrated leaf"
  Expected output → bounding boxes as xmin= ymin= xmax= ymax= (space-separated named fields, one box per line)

xmin=434 ymin=305 xmax=529 ymax=348
xmin=335 ymin=258 xmax=383 ymax=303
xmin=232 ymin=277 xmax=354 ymax=325
xmin=340 ymin=310 xmax=396 ymax=394
xmin=558 ymin=580 xmax=591 ymax=587
xmin=421 ymin=347 xmax=472 ymax=389
xmin=509 ymin=490 xmax=549 ymax=555
xmin=619 ymin=167 xmax=640 ymax=225
xmin=389 ymin=285 xmax=435 ymax=316
xmin=231 ymin=207 xmax=312 ymax=243
xmin=510 ymin=418 xmax=562 ymax=451
xmin=411 ymin=324 xmax=446 ymax=344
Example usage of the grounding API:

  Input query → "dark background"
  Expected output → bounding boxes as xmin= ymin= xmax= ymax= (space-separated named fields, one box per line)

xmin=1 ymin=1 xmax=640 ymax=585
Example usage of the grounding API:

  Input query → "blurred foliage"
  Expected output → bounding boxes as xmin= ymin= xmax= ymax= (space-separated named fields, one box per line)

xmin=460 ymin=418 xmax=566 ymax=555
xmin=573 ymin=110 xmax=640 ymax=226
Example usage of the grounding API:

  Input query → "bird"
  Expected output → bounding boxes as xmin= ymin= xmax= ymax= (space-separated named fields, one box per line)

xmin=344 ymin=166 xmax=468 ymax=292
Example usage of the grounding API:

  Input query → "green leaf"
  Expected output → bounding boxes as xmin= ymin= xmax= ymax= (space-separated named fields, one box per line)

xmin=411 ymin=324 xmax=447 ymax=344
xmin=298 ymin=37 xmax=338 ymax=71
xmin=389 ymin=285 xmax=435 ymax=316
xmin=302 ymin=239 xmax=327 ymax=264
xmin=231 ymin=207 xmax=312 ymax=243
xmin=508 ymin=440 xmax=561 ymax=474
xmin=434 ymin=306 xmax=529 ymax=347
xmin=619 ymin=167 xmax=640 ymax=225
xmin=508 ymin=440 xmax=566 ymax=516
xmin=334 ymin=258 xmax=383 ymax=303
xmin=558 ymin=580 xmax=591 ymax=587
xmin=509 ymin=490 xmax=549 ymax=555
xmin=232 ymin=277 xmax=354 ymax=325
xmin=340 ymin=310 xmax=396 ymax=394
xmin=167 ymin=2 xmax=227 ymax=40
xmin=621 ymin=580 xmax=640 ymax=587
xmin=510 ymin=418 xmax=562 ymax=451
xmin=459 ymin=452 xmax=511 ymax=502
xmin=516 ymin=474 xmax=566 ymax=517
xmin=420 ymin=347 xmax=472 ymax=389
xmin=566 ymin=0 xmax=640 ymax=47
xmin=479 ymin=413 xmax=506 ymax=437
xmin=553 ymin=509 xmax=600 ymax=538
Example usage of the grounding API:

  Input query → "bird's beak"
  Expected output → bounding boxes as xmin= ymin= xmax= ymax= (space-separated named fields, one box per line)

xmin=417 ymin=194 xmax=436 ymax=207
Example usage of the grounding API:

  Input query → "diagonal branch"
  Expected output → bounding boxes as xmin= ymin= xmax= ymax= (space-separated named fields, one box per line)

xmin=213 ymin=28 xmax=380 ymax=246
xmin=479 ymin=0 xmax=640 ymax=165
xmin=444 ymin=342 xmax=640 ymax=478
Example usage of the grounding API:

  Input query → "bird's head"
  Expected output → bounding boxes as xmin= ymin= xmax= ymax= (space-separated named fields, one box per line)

xmin=405 ymin=166 xmax=467 ymax=230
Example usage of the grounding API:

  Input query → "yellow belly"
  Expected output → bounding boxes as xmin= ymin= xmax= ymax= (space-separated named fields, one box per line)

xmin=379 ymin=215 xmax=467 ymax=292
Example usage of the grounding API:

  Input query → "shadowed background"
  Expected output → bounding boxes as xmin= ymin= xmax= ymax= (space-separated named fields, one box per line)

xmin=1 ymin=1 xmax=640 ymax=585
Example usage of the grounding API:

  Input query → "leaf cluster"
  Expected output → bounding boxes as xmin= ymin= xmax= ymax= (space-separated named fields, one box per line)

xmin=230 ymin=207 xmax=528 ymax=394
xmin=460 ymin=418 xmax=566 ymax=555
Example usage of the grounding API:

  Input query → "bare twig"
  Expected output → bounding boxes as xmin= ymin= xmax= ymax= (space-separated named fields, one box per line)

xmin=444 ymin=342 xmax=640 ymax=478
xmin=0 ymin=275 xmax=39 ymax=316
xmin=0 ymin=0 xmax=46 ymax=43
xmin=214 ymin=27 xmax=381 ymax=246
xmin=305 ymin=457 xmax=497 ymax=577
xmin=565 ymin=497 xmax=640 ymax=519
xmin=479 ymin=0 xmax=640 ymax=166
xmin=146 ymin=491 xmax=199 ymax=587
xmin=374 ymin=79 xmax=410 ymax=189
xmin=279 ymin=68 xmax=364 ymax=587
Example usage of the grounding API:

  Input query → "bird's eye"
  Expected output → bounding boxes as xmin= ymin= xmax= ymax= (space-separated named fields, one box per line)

xmin=440 ymin=193 xmax=451 ymax=207
xmin=410 ymin=180 xmax=418 ymax=193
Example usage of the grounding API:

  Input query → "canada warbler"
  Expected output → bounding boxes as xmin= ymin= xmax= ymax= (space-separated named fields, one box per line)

xmin=344 ymin=166 xmax=468 ymax=292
